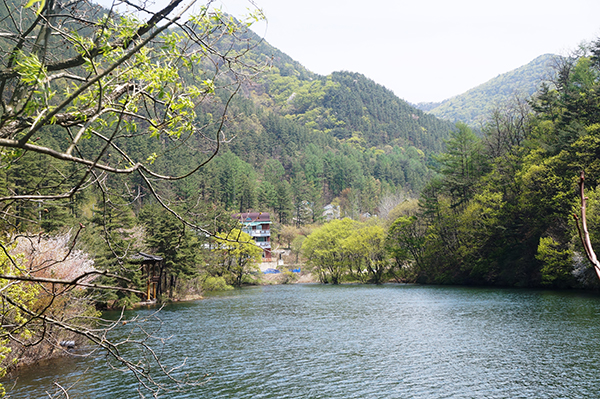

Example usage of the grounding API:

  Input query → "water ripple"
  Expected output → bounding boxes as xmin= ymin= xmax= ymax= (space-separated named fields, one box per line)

xmin=7 ymin=285 xmax=600 ymax=398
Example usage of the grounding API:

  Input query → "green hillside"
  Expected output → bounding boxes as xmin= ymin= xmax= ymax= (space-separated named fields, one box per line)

xmin=254 ymin=69 xmax=454 ymax=151
xmin=188 ymin=26 xmax=459 ymax=221
xmin=221 ymin=24 xmax=456 ymax=151
xmin=416 ymin=54 xmax=557 ymax=126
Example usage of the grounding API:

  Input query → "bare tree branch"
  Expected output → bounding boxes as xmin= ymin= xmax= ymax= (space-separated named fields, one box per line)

xmin=573 ymin=170 xmax=600 ymax=280
xmin=0 ymin=272 xmax=143 ymax=294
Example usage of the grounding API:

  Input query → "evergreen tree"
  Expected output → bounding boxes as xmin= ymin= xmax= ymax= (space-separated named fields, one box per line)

xmin=435 ymin=123 xmax=488 ymax=208
xmin=274 ymin=180 xmax=293 ymax=224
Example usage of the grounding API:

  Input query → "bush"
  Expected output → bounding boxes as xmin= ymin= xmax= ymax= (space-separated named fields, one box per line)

xmin=202 ymin=276 xmax=233 ymax=292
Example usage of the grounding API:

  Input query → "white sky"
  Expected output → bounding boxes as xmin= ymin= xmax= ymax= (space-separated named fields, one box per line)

xmin=104 ymin=0 xmax=600 ymax=103
xmin=212 ymin=0 xmax=600 ymax=103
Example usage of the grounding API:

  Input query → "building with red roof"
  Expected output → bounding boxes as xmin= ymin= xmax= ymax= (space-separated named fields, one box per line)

xmin=232 ymin=212 xmax=272 ymax=261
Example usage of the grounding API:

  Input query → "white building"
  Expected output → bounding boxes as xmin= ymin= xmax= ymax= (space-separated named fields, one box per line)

xmin=232 ymin=212 xmax=272 ymax=261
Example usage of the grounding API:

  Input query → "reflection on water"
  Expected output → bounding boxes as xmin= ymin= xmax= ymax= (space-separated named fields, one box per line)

xmin=7 ymin=285 xmax=600 ymax=398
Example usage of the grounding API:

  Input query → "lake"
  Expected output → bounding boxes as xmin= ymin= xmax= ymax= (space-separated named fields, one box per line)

xmin=6 ymin=284 xmax=600 ymax=398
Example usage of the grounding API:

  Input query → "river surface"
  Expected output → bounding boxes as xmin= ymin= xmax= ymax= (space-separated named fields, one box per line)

xmin=6 ymin=284 xmax=600 ymax=398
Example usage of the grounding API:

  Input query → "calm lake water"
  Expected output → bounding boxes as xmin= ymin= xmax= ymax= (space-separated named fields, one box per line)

xmin=7 ymin=284 xmax=600 ymax=398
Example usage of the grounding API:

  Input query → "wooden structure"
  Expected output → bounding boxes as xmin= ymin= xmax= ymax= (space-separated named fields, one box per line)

xmin=131 ymin=252 xmax=164 ymax=301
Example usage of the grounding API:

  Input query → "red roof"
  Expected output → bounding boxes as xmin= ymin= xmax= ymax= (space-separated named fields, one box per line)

xmin=232 ymin=212 xmax=271 ymax=222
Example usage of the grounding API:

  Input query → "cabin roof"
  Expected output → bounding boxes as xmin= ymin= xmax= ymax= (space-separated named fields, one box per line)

xmin=131 ymin=252 xmax=163 ymax=262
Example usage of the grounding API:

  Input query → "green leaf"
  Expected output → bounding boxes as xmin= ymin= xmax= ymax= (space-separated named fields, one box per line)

xmin=24 ymin=0 xmax=45 ymax=15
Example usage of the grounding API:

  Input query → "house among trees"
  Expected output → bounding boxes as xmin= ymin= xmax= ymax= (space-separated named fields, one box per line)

xmin=322 ymin=204 xmax=340 ymax=221
xmin=232 ymin=212 xmax=272 ymax=261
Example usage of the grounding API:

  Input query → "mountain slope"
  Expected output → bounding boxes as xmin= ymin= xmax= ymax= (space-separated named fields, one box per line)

xmin=415 ymin=54 xmax=557 ymax=126
xmin=254 ymin=70 xmax=455 ymax=153
xmin=222 ymin=22 xmax=456 ymax=154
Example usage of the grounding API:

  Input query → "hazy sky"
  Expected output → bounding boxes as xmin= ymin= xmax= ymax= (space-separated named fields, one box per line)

xmin=105 ymin=0 xmax=600 ymax=103
xmin=210 ymin=0 xmax=600 ymax=103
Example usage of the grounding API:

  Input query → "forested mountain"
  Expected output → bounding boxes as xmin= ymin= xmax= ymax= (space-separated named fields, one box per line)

xmin=4 ymin=0 xmax=595 ymax=294
xmin=0 ymin=1 xmax=457 ymax=238
xmin=416 ymin=54 xmax=557 ymax=126
xmin=230 ymin=30 xmax=454 ymax=152
xmin=178 ymin=25 xmax=458 ymax=223
xmin=254 ymin=69 xmax=454 ymax=151
xmin=0 ymin=0 xmax=461 ymax=309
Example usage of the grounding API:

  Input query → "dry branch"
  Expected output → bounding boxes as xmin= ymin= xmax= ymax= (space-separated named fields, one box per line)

xmin=573 ymin=170 xmax=600 ymax=280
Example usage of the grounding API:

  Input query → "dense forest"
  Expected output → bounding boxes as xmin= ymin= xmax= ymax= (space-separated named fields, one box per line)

xmin=304 ymin=43 xmax=600 ymax=289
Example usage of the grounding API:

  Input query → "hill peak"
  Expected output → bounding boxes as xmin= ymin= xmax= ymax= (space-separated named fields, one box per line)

xmin=414 ymin=54 xmax=558 ymax=126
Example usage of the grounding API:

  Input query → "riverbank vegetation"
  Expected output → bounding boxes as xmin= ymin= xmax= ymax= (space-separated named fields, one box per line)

xmin=391 ymin=41 xmax=600 ymax=289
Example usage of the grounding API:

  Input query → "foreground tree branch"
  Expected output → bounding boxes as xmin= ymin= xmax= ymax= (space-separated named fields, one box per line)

xmin=573 ymin=170 xmax=600 ymax=280
xmin=0 ymin=271 xmax=143 ymax=294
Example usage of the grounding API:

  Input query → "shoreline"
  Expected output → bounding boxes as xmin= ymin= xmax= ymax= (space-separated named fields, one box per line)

xmin=131 ymin=272 xmax=316 ymax=308
xmin=259 ymin=271 xmax=316 ymax=285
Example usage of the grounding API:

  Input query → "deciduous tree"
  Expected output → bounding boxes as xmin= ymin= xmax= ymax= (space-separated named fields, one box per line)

xmin=213 ymin=228 xmax=262 ymax=287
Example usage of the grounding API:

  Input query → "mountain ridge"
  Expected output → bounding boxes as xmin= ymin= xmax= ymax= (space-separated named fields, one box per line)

xmin=414 ymin=54 xmax=558 ymax=126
